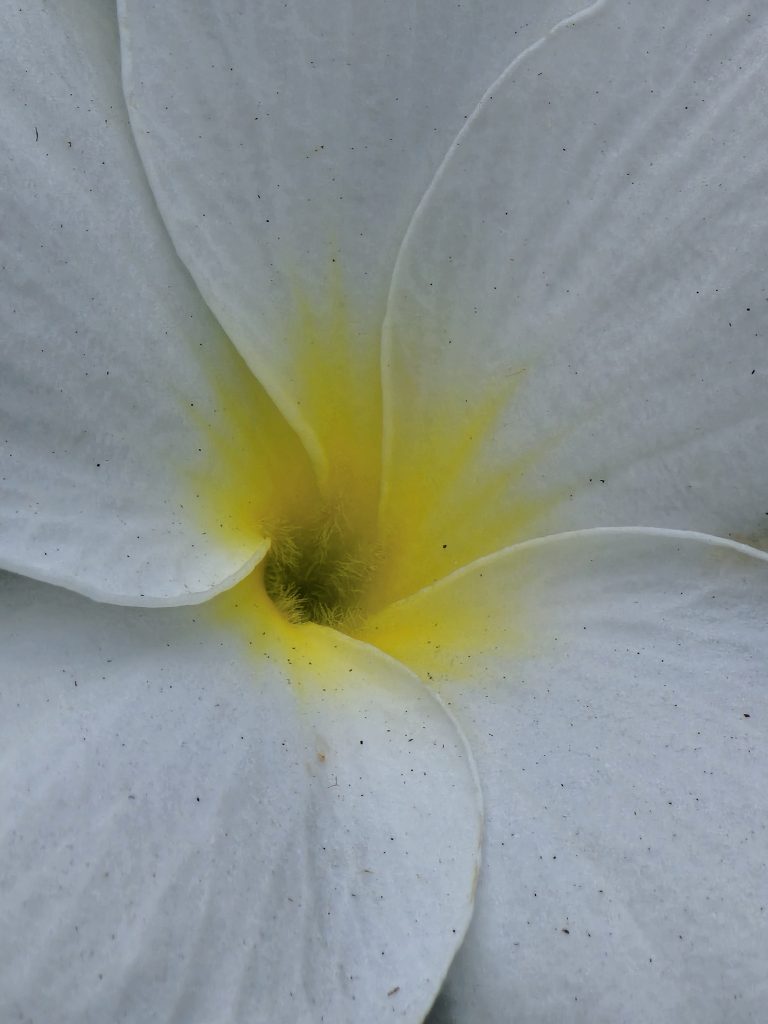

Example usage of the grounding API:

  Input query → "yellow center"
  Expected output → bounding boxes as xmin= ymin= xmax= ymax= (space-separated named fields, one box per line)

xmin=182 ymin=270 xmax=553 ymax=686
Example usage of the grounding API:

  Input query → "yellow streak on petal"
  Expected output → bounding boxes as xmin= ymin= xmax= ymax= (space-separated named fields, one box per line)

xmin=179 ymin=335 xmax=320 ymax=562
xmin=278 ymin=266 xmax=383 ymax=543
xmin=180 ymin=271 xmax=384 ymax=568
xmin=373 ymin=367 xmax=555 ymax=611
xmin=355 ymin=553 xmax=533 ymax=685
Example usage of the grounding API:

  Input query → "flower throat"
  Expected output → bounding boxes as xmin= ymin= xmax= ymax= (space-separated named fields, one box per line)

xmin=262 ymin=507 xmax=377 ymax=629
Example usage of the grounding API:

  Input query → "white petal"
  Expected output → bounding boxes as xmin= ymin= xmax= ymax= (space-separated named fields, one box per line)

xmin=0 ymin=571 xmax=481 ymax=1024
xmin=0 ymin=1 xmax=295 ymax=603
xmin=364 ymin=530 xmax=768 ymax=1022
xmin=118 ymin=0 xmax=587 ymax=473
xmin=382 ymin=0 xmax=768 ymax=589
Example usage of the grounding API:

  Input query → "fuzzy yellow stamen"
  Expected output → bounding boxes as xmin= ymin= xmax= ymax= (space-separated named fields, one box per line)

xmin=262 ymin=507 xmax=378 ymax=628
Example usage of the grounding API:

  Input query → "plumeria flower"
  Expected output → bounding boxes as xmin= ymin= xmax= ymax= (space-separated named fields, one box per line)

xmin=1 ymin=0 xmax=767 ymax=1021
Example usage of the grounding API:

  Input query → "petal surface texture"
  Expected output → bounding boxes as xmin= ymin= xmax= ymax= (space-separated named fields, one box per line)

xmin=0 ymin=1 xmax=297 ymax=603
xmin=0 ymin=571 xmax=482 ymax=1024
xmin=362 ymin=530 xmax=768 ymax=1023
xmin=381 ymin=0 xmax=768 ymax=594
xmin=118 ymin=0 xmax=589 ymax=482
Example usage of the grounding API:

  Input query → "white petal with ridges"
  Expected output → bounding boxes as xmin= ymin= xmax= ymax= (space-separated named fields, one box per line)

xmin=364 ymin=530 xmax=768 ymax=1023
xmin=0 ymin=571 xmax=481 ymax=1023
xmin=0 ymin=1 xmax=281 ymax=603
xmin=118 ymin=0 xmax=590 ymax=470
xmin=383 ymin=0 xmax=768 ymax=580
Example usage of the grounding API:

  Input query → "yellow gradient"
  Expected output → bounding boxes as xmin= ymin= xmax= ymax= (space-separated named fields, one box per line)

xmin=182 ymin=274 xmax=558 ymax=690
xmin=212 ymin=569 xmax=389 ymax=701
xmin=354 ymin=554 xmax=532 ymax=686
xmin=181 ymin=327 xmax=320 ymax=556
xmin=372 ymin=367 xmax=554 ymax=610
xmin=280 ymin=267 xmax=382 ymax=544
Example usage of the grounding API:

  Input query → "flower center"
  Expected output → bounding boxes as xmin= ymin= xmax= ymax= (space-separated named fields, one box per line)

xmin=262 ymin=507 xmax=376 ymax=629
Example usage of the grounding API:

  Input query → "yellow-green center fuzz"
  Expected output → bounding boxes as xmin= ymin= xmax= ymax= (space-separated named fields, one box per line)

xmin=262 ymin=507 xmax=378 ymax=628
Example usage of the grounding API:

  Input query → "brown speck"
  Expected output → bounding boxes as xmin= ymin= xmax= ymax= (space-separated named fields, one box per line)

xmin=387 ymin=986 xmax=400 ymax=997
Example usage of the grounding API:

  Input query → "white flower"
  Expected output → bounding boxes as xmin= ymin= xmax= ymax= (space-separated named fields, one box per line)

xmin=1 ymin=1 xmax=767 ymax=1022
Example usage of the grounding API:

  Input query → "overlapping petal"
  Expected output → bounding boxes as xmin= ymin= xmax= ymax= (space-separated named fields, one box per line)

xmin=4 ymin=3 xmax=767 ymax=1022
xmin=117 ymin=0 xmax=588 ymax=482
xmin=0 ymin=570 xmax=482 ymax=1024
xmin=0 ymin=0 xmax=307 ymax=604
xmin=382 ymin=0 xmax=768 ymax=594
xmin=361 ymin=530 xmax=768 ymax=1022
